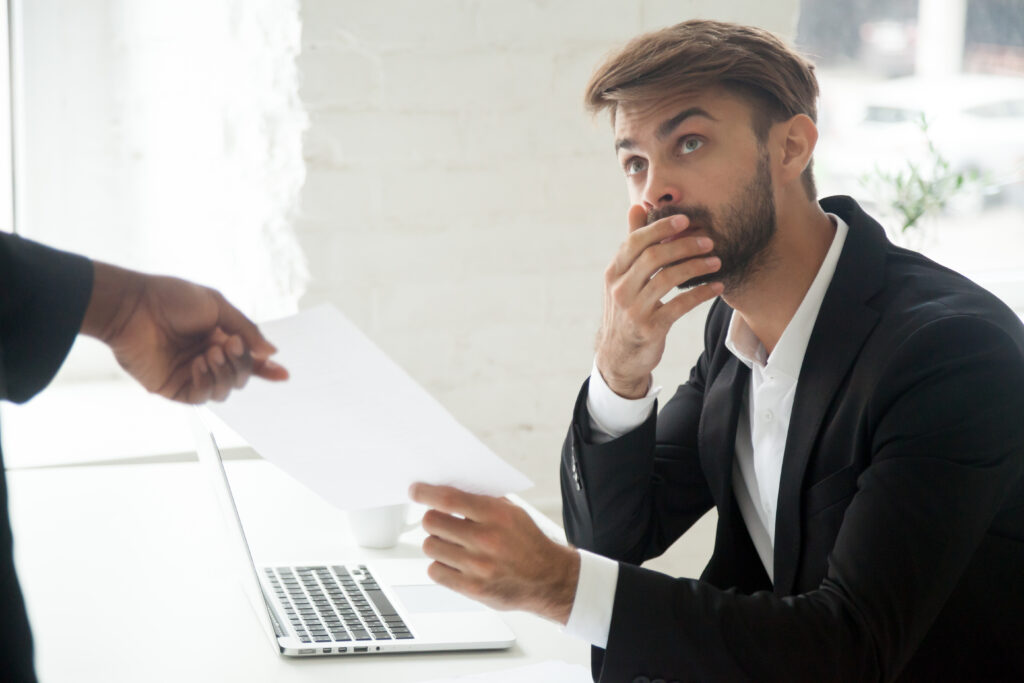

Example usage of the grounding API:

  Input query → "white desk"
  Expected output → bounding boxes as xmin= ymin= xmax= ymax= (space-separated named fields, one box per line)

xmin=7 ymin=456 xmax=590 ymax=682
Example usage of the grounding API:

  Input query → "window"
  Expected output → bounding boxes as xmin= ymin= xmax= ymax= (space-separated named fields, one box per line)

xmin=2 ymin=0 xmax=308 ymax=466
xmin=11 ymin=0 xmax=309 ymax=380
xmin=798 ymin=0 xmax=1024 ymax=311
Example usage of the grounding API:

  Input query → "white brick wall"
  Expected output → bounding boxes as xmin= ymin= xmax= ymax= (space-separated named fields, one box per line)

xmin=295 ymin=1 xmax=801 ymax=527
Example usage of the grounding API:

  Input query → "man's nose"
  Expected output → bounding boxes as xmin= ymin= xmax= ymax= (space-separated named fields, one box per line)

xmin=641 ymin=166 xmax=681 ymax=211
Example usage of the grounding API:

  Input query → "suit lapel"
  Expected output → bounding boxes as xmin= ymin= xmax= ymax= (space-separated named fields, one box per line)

xmin=772 ymin=197 xmax=887 ymax=595
xmin=699 ymin=354 xmax=749 ymax=507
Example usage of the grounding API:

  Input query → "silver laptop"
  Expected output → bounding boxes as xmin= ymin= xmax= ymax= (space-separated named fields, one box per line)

xmin=192 ymin=413 xmax=516 ymax=657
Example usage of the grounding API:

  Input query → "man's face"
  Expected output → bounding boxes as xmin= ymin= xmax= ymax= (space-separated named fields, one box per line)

xmin=613 ymin=89 xmax=777 ymax=291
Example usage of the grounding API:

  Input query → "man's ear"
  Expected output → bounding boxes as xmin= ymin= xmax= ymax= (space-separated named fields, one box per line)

xmin=776 ymin=113 xmax=818 ymax=186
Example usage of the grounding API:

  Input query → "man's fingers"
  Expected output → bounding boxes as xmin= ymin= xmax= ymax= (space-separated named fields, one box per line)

xmin=212 ymin=299 xmax=288 ymax=379
xmin=192 ymin=335 xmax=286 ymax=402
xmin=422 ymin=508 xmax=477 ymax=543
xmin=253 ymin=358 xmax=290 ymax=381
xmin=611 ymin=214 xmax=690 ymax=279
xmin=214 ymin=293 xmax=277 ymax=360
xmin=208 ymin=326 xmax=231 ymax=346
xmin=205 ymin=344 xmax=233 ymax=401
xmin=627 ymin=204 xmax=647 ymax=233
xmin=637 ymin=254 xmax=721 ymax=310
xmin=422 ymin=534 xmax=472 ymax=572
xmin=620 ymin=236 xmax=716 ymax=299
xmin=426 ymin=561 xmax=476 ymax=597
xmin=409 ymin=483 xmax=492 ymax=521
xmin=655 ymin=282 xmax=724 ymax=328
xmin=189 ymin=356 xmax=215 ymax=404
xmin=221 ymin=335 xmax=254 ymax=390
xmin=210 ymin=319 xmax=288 ymax=384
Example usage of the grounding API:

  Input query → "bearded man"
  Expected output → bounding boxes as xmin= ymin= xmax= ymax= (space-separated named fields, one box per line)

xmin=411 ymin=20 xmax=1024 ymax=681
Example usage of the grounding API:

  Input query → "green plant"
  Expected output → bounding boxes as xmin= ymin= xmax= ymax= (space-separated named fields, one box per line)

xmin=859 ymin=114 xmax=977 ymax=233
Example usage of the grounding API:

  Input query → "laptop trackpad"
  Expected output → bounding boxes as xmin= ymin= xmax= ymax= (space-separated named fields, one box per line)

xmin=394 ymin=584 xmax=487 ymax=613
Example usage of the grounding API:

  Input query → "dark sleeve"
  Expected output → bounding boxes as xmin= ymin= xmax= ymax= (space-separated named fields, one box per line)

xmin=0 ymin=232 xmax=94 ymax=403
xmin=560 ymin=345 xmax=715 ymax=566
xmin=595 ymin=315 xmax=1024 ymax=682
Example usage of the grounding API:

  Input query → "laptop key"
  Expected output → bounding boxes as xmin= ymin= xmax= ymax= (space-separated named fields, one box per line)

xmin=364 ymin=589 xmax=398 ymax=616
xmin=351 ymin=630 xmax=372 ymax=641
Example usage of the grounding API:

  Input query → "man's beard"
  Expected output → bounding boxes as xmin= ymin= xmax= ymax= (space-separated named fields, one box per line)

xmin=647 ymin=151 xmax=776 ymax=292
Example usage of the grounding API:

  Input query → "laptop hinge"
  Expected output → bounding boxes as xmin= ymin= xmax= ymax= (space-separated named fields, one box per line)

xmin=261 ymin=586 xmax=289 ymax=638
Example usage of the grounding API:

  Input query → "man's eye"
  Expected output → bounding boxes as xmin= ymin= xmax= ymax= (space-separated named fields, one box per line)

xmin=679 ymin=137 xmax=704 ymax=154
xmin=624 ymin=157 xmax=648 ymax=176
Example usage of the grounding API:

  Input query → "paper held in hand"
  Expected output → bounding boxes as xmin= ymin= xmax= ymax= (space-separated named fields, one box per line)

xmin=208 ymin=304 xmax=532 ymax=510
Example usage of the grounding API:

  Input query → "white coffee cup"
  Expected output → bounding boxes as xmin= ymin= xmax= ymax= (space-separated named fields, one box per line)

xmin=347 ymin=503 xmax=419 ymax=549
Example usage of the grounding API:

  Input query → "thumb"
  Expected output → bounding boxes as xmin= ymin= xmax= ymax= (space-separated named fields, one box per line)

xmin=214 ymin=293 xmax=277 ymax=360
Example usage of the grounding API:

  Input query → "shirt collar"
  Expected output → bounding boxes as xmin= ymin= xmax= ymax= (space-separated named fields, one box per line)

xmin=724 ymin=213 xmax=850 ymax=377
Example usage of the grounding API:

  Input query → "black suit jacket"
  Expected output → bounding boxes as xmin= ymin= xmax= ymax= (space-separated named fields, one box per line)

xmin=0 ymin=233 xmax=93 ymax=682
xmin=561 ymin=197 xmax=1024 ymax=682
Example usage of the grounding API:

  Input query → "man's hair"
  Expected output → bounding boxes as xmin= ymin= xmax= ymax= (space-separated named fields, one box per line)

xmin=585 ymin=20 xmax=820 ymax=199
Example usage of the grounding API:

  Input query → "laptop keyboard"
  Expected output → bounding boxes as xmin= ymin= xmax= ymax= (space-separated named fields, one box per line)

xmin=264 ymin=565 xmax=413 ymax=644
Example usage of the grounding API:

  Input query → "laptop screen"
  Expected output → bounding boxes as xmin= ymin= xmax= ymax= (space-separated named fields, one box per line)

xmin=192 ymin=409 xmax=282 ymax=648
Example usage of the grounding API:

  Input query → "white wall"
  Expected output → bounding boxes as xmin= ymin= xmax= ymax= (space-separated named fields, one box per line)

xmin=295 ymin=0 xmax=801 ymax=517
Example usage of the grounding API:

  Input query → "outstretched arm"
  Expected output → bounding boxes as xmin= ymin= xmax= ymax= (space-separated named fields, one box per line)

xmin=81 ymin=261 xmax=288 ymax=404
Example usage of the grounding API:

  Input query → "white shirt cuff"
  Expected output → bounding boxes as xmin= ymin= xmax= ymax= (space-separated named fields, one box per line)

xmin=564 ymin=549 xmax=619 ymax=649
xmin=585 ymin=359 xmax=660 ymax=444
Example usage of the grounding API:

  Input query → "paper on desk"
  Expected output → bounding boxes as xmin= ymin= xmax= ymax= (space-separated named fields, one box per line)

xmin=208 ymin=304 xmax=532 ymax=510
xmin=417 ymin=661 xmax=592 ymax=683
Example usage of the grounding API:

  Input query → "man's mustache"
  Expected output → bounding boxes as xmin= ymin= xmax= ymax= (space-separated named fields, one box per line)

xmin=646 ymin=204 xmax=714 ymax=229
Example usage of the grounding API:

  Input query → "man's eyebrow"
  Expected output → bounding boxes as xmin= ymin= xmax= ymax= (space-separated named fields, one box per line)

xmin=656 ymin=107 xmax=717 ymax=139
xmin=614 ymin=138 xmax=635 ymax=152
xmin=614 ymin=107 xmax=718 ymax=153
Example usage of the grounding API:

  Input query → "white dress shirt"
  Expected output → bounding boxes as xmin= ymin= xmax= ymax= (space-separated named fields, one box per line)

xmin=565 ymin=214 xmax=849 ymax=648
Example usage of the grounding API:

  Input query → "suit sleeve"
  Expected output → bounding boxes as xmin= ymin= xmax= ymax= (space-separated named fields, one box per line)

xmin=0 ymin=232 xmax=94 ymax=403
xmin=594 ymin=315 xmax=1024 ymax=682
xmin=560 ymin=304 xmax=719 ymax=565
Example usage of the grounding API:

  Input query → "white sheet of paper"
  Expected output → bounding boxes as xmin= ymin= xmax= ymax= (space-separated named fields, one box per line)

xmin=416 ymin=661 xmax=592 ymax=683
xmin=208 ymin=305 xmax=532 ymax=510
